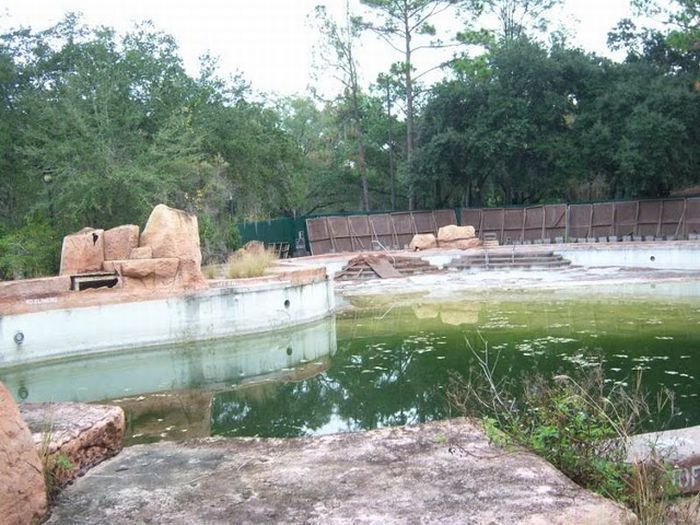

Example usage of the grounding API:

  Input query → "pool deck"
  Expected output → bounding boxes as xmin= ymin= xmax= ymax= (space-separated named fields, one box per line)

xmin=45 ymin=418 xmax=636 ymax=525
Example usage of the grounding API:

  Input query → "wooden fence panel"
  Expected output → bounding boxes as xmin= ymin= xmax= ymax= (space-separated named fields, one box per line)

xmin=306 ymin=198 xmax=698 ymax=255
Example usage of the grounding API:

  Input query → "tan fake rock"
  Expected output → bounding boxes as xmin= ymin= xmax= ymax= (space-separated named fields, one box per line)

xmin=129 ymin=246 xmax=153 ymax=260
xmin=140 ymin=204 xmax=202 ymax=265
xmin=140 ymin=204 xmax=206 ymax=288
xmin=439 ymin=237 xmax=482 ymax=250
xmin=0 ymin=382 xmax=48 ymax=524
xmin=104 ymin=258 xmax=180 ymax=289
xmin=59 ymin=227 xmax=105 ymax=276
xmin=103 ymin=225 xmax=139 ymax=261
xmin=437 ymin=224 xmax=476 ymax=244
xmin=20 ymin=402 xmax=125 ymax=490
xmin=409 ymin=233 xmax=437 ymax=251
xmin=241 ymin=240 xmax=266 ymax=257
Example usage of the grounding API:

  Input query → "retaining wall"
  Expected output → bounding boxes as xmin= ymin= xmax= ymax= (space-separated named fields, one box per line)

xmin=0 ymin=270 xmax=335 ymax=367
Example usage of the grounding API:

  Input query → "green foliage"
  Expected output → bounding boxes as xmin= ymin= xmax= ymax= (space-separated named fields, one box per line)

xmin=0 ymin=8 xmax=698 ymax=277
xmin=0 ymin=218 xmax=60 ymax=279
xmin=447 ymin=341 xmax=682 ymax=517
xmin=417 ymin=37 xmax=699 ymax=207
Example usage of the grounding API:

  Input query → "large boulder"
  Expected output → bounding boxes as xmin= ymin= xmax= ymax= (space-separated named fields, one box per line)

xmin=0 ymin=382 xmax=48 ymax=524
xmin=104 ymin=225 xmax=139 ymax=261
xmin=59 ymin=228 xmax=105 ymax=276
xmin=140 ymin=204 xmax=202 ymax=265
xmin=139 ymin=205 xmax=205 ymax=288
xmin=437 ymin=225 xmax=481 ymax=250
xmin=437 ymin=224 xmax=476 ymax=243
xmin=409 ymin=234 xmax=437 ymax=251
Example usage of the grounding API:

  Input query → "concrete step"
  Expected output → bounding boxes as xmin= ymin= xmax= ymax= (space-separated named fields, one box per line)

xmin=455 ymin=261 xmax=571 ymax=269
xmin=452 ymin=255 xmax=565 ymax=264
xmin=447 ymin=250 xmax=572 ymax=271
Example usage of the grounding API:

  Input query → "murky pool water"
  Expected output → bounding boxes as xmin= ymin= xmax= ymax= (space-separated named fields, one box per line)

xmin=2 ymin=282 xmax=699 ymax=444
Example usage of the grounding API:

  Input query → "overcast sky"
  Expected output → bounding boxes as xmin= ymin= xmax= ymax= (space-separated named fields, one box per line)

xmin=1 ymin=0 xmax=645 ymax=97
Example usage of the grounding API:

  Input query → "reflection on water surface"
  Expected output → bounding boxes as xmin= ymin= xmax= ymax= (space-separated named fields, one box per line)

xmin=2 ymin=283 xmax=699 ymax=443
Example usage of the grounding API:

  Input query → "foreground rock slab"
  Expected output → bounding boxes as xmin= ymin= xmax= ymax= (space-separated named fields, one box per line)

xmin=46 ymin=418 xmax=636 ymax=525
xmin=0 ymin=383 xmax=47 ymax=524
xmin=20 ymin=402 xmax=125 ymax=489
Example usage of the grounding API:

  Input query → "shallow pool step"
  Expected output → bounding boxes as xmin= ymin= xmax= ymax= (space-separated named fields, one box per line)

xmin=447 ymin=252 xmax=571 ymax=271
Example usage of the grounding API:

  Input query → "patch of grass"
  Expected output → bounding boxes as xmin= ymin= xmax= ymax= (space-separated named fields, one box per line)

xmin=202 ymin=264 xmax=219 ymax=279
xmin=446 ymin=336 xmax=693 ymax=524
xmin=226 ymin=247 xmax=277 ymax=279
xmin=39 ymin=409 xmax=76 ymax=499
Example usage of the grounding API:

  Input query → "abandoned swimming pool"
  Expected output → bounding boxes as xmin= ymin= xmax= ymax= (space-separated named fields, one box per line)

xmin=2 ymin=279 xmax=698 ymax=444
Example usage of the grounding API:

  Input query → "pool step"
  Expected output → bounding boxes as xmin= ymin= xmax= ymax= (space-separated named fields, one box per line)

xmin=336 ymin=254 xmax=441 ymax=281
xmin=447 ymin=251 xmax=571 ymax=271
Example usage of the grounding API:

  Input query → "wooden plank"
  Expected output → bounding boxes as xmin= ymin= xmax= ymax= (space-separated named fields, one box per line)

xmin=366 ymin=257 xmax=402 ymax=279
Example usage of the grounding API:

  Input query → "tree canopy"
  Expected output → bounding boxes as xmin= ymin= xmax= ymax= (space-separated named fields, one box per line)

xmin=0 ymin=6 xmax=697 ymax=277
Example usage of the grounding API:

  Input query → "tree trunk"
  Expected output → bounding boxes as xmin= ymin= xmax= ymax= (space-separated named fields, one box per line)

xmin=404 ymin=9 xmax=415 ymax=210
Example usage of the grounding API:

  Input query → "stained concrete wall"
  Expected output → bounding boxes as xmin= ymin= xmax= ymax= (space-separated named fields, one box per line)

xmin=0 ymin=277 xmax=335 ymax=367
xmin=556 ymin=243 xmax=700 ymax=270
xmin=0 ymin=317 xmax=336 ymax=403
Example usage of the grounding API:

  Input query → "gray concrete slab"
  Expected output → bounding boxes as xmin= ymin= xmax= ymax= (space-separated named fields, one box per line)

xmin=46 ymin=418 xmax=637 ymax=524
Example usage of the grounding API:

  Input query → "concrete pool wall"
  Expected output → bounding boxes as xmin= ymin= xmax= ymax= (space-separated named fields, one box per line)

xmin=293 ymin=241 xmax=700 ymax=278
xmin=0 ymin=266 xmax=335 ymax=367
xmin=0 ymin=316 xmax=337 ymax=404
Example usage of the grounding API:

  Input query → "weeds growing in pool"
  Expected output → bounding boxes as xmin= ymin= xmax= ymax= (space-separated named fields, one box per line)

xmin=226 ymin=247 xmax=277 ymax=279
xmin=446 ymin=336 xmax=695 ymax=523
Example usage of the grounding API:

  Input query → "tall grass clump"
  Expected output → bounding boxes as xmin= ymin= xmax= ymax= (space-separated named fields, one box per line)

xmin=226 ymin=247 xmax=277 ymax=279
xmin=39 ymin=409 xmax=75 ymax=500
xmin=446 ymin=336 xmax=694 ymax=524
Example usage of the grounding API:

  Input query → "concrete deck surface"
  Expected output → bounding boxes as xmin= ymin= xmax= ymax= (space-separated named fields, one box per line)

xmin=46 ymin=418 xmax=636 ymax=524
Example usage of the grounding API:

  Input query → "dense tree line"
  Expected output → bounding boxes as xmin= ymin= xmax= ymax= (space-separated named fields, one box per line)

xmin=0 ymin=1 xmax=697 ymax=277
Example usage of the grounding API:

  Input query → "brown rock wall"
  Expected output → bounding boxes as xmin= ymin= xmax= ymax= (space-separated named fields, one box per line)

xmin=0 ymin=382 xmax=48 ymax=524
xmin=59 ymin=228 xmax=105 ymax=276
xmin=104 ymin=225 xmax=139 ymax=261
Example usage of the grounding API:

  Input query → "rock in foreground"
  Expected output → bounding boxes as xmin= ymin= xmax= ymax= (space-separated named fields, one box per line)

xmin=0 ymin=383 xmax=48 ymax=524
xmin=20 ymin=402 xmax=125 ymax=489
xmin=46 ymin=418 xmax=637 ymax=525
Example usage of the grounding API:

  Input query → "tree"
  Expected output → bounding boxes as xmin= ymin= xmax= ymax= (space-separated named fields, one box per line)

xmin=360 ymin=0 xmax=472 ymax=209
xmin=313 ymin=2 xmax=371 ymax=211
xmin=478 ymin=0 xmax=563 ymax=41
xmin=0 ymin=14 xmax=313 ymax=273
xmin=418 ymin=38 xmax=580 ymax=207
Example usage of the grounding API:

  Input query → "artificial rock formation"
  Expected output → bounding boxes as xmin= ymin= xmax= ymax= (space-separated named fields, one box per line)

xmin=103 ymin=225 xmax=140 ymax=261
xmin=20 ymin=402 xmax=125 ymax=490
xmin=0 ymin=382 xmax=48 ymax=524
xmin=59 ymin=227 xmax=105 ymax=275
xmin=59 ymin=204 xmax=206 ymax=291
xmin=140 ymin=204 xmax=202 ymax=266
xmin=437 ymin=224 xmax=481 ymax=250
xmin=409 ymin=233 xmax=438 ymax=251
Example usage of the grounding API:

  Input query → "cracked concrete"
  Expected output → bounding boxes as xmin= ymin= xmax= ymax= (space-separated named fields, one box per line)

xmin=46 ymin=418 xmax=637 ymax=524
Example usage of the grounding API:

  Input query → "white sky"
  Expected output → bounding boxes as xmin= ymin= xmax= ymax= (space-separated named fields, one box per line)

xmin=0 ymin=0 xmax=645 ymax=98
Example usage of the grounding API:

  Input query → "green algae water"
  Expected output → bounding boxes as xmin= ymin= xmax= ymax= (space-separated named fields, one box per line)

xmin=2 ymin=282 xmax=699 ymax=443
xmin=210 ymin=288 xmax=700 ymax=439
